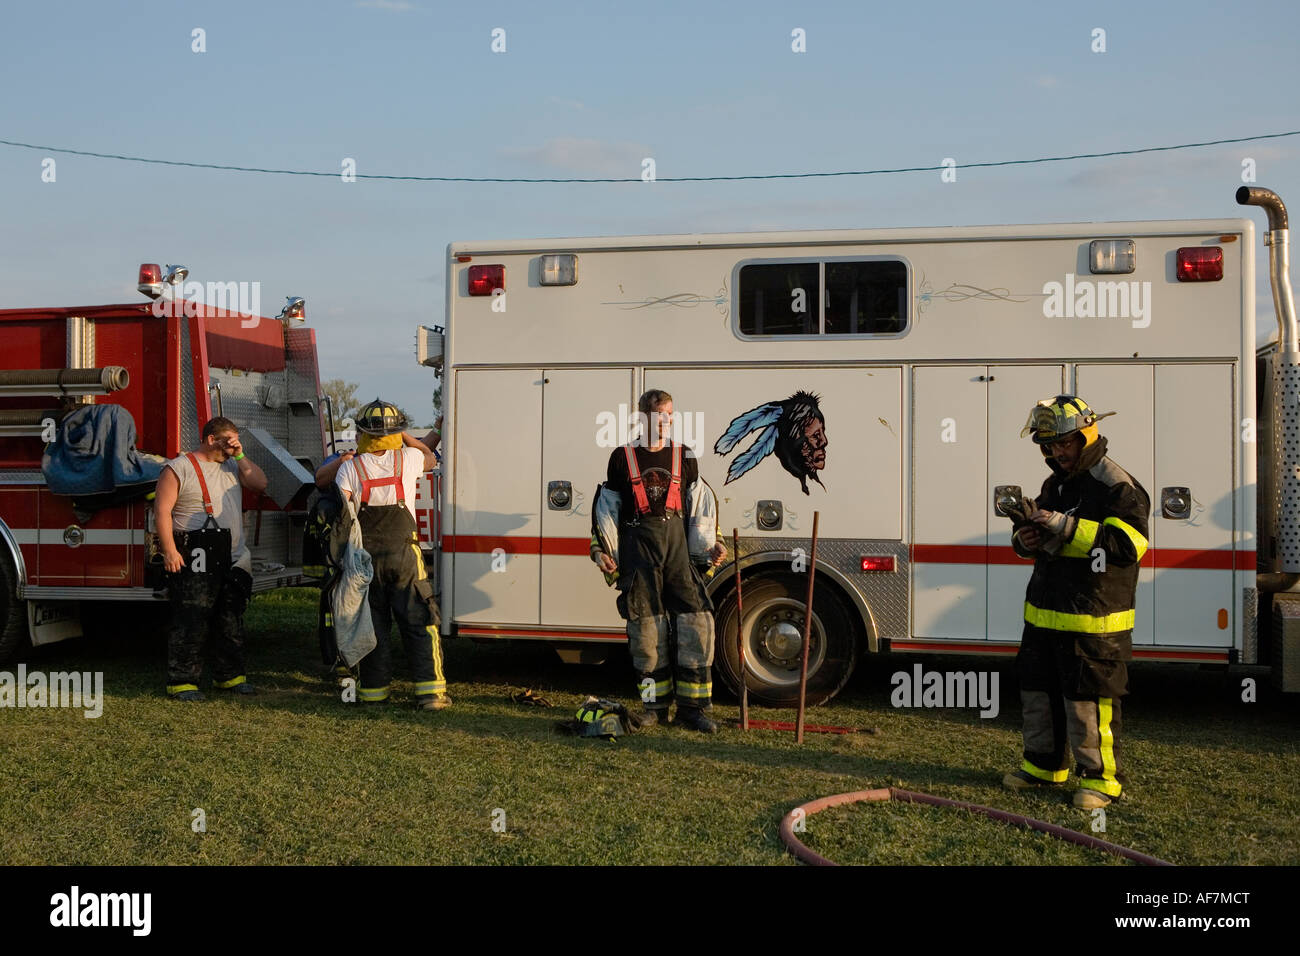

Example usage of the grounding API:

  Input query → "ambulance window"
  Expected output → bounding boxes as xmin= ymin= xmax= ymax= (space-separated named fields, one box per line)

xmin=825 ymin=261 xmax=907 ymax=334
xmin=738 ymin=263 xmax=820 ymax=335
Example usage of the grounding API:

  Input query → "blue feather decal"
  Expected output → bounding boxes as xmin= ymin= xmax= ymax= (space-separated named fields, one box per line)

xmin=714 ymin=403 xmax=782 ymax=454
xmin=725 ymin=424 xmax=778 ymax=484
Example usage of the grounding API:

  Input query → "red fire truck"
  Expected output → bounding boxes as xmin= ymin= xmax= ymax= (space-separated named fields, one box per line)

xmin=0 ymin=264 xmax=329 ymax=663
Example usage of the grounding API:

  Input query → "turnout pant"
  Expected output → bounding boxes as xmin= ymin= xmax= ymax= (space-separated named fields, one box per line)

xmin=1016 ymin=625 xmax=1128 ymax=798
xmin=356 ymin=505 xmax=446 ymax=702
xmin=617 ymin=516 xmax=715 ymax=712
xmin=166 ymin=564 xmax=253 ymax=693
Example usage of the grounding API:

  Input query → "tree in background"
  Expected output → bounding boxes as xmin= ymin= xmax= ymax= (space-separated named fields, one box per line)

xmin=321 ymin=379 xmax=361 ymax=421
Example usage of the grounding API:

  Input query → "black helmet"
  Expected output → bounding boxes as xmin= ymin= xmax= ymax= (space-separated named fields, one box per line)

xmin=355 ymin=398 xmax=408 ymax=437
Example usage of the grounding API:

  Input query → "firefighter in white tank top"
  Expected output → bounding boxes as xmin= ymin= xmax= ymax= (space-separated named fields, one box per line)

xmin=335 ymin=400 xmax=448 ymax=710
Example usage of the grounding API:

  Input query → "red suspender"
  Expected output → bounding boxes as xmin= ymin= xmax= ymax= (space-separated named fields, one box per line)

xmin=624 ymin=445 xmax=649 ymax=515
xmin=623 ymin=442 xmax=682 ymax=516
xmin=354 ymin=449 xmax=405 ymax=505
xmin=185 ymin=453 xmax=215 ymax=515
xmin=666 ymin=441 xmax=683 ymax=513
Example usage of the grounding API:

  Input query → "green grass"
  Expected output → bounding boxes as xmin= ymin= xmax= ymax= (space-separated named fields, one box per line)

xmin=0 ymin=587 xmax=1297 ymax=865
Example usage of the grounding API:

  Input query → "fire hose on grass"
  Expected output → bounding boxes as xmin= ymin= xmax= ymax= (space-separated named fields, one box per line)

xmin=778 ymin=787 xmax=1172 ymax=867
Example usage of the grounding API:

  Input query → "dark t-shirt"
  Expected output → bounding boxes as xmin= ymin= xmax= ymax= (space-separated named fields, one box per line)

xmin=606 ymin=442 xmax=699 ymax=523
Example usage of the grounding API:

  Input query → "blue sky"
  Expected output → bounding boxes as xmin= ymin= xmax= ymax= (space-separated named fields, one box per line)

xmin=2 ymin=0 xmax=1298 ymax=422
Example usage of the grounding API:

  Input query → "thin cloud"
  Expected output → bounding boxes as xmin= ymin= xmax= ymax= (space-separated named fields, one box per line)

xmin=503 ymin=138 xmax=652 ymax=178
xmin=355 ymin=0 xmax=419 ymax=12
xmin=547 ymin=96 xmax=588 ymax=111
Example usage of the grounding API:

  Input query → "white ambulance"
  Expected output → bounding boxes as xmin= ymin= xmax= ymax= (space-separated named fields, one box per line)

xmin=420 ymin=186 xmax=1300 ymax=706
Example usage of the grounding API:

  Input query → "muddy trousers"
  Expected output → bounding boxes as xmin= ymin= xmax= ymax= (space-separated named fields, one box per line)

xmin=617 ymin=517 xmax=715 ymax=714
xmin=1016 ymin=625 xmax=1128 ymax=798
xmin=356 ymin=505 xmax=446 ymax=703
xmin=166 ymin=565 xmax=252 ymax=693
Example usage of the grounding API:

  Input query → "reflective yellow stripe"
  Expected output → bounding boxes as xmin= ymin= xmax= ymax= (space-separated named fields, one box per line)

xmin=1095 ymin=696 xmax=1121 ymax=793
xmin=1078 ymin=777 xmax=1122 ymax=797
xmin=324 ymin=613 xmax=333 ymax=626
xmin=1103 ymin=516 xmax=1148 ymax=561
xmin=677 ymin=681 xmax=712 ymax=699
xmin=166 ymin=684 xmax=199 ymax=695
xmin=1024 ymin=602 xmax=1135 ymax=634
xmin=1060 ymin=518 xmax=1099 ymax=558
xmin=428 ymin=625 xmax=446 ymax=683
xmin=213 ymin=675 xmax=246 ymax=689
xmin=1020 ymin=759 xmax=1069 ymax=783
xmin=412 ymin=543 xmax=428 ymax=579
xmin=414 ymin=681 xmax=445 ymax=695
xmin=359 ymin=686 xmax=390 ymax=701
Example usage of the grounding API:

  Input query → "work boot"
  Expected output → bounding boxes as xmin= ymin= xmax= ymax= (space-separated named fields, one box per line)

xmin=1072 ymin=786 xmax=1118 ymax=809
xmin=170 ymin=690 xmax=205 ymax=702
xmin=418 ymin=693 xmax=453 ymax=711
xmin=631 ymin=706 xmax=669 ymax=729
xmin=1002 ymin=768 xmax=1066 ymax=791
xmin=675 ymin=706 xmax=719 ymax=734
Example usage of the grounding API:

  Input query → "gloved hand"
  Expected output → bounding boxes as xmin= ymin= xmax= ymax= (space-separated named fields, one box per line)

xmin=1002 ymin=495 xmax=1038 ymax=528
xmin=1031 ymin=509 xmax=1077 ymax=541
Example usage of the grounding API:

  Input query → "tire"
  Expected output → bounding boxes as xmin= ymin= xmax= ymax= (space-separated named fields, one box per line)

xmin=713 ymin=570 xmax=858 ymax=708
xmin=0 ymin=547 xmax=31 ymax=665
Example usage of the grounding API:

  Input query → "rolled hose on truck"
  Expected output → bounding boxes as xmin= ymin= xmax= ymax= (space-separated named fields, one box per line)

xmin=0 ymin=366 xmax=130 ymax=393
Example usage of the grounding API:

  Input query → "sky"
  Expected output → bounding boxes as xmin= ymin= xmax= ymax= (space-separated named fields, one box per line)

xmin=2 ymin=0 xmax=1298 ymax=423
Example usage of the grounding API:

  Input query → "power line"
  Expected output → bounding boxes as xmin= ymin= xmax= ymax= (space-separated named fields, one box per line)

xmin=1 ymin=130 xmax=1297 ymax=183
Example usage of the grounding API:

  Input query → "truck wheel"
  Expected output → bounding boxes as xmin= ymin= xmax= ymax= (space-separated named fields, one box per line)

xmin=0 ymin=549 xmax=30 ymax=665
xmin=713 ymin=571 xmax=858 ymax=708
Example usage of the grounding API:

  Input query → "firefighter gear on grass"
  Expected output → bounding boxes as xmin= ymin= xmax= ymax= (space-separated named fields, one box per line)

xmin=1009 ymin=396 xmax=1149 ymax=804
xmin=594 ymin=441 xmax=719 ymax=724
xmin=336 ymin=433 xmax=447 ymax=707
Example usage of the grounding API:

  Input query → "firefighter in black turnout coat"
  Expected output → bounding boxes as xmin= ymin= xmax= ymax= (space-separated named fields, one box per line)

xmin=1003 ymin=396 xmax=1150 ymax=809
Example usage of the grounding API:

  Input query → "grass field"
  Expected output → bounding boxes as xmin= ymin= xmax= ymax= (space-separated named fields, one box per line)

xmin=1 ymin=587 xmax=1297 ymax=865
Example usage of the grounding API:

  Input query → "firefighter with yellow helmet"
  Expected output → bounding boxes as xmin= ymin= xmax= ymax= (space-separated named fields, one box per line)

xmin=335 ymin=398 xmax=449 ymax=709
xmin=1002 ymin=395 xmax=1150 ymax=809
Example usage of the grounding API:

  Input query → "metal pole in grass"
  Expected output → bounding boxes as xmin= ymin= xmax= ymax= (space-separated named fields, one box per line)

xmin=733 ymin=528 xmax=748 ymax=730
xmin=796 ymin=511 xmax=820 ymax=743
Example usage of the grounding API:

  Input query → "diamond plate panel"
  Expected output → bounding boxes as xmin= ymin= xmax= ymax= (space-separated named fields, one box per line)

xmin=180 ymin=320 xmax=198 ymax=451
xmin=723 ymin=536 xmax=909 ymax=641
xmin=284 ymin=328 xmax=325 ymax=469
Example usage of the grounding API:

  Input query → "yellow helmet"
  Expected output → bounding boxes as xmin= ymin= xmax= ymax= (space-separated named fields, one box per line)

xmin=1020 ymin=395 xmax=1114 ymax=447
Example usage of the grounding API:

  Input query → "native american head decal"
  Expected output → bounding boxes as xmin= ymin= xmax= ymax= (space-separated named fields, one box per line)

xmin=714 ymin=391 xmax=827 ymax=494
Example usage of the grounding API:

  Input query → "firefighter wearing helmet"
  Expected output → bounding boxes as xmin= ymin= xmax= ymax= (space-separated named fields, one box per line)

xmin=335 ymin=398 xmax=449 ymax=709
xmin=1002 ymin=395 xmax=1150 ymax=809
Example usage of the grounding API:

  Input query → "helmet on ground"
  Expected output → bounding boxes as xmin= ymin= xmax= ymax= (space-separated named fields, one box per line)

xmin=355 ymin=398 xmax=408 ymax=437
xmin=574 ymin=697 xmax=630 ymax=738
xmin=1020 ymin=395 xmax=1114 ymax=447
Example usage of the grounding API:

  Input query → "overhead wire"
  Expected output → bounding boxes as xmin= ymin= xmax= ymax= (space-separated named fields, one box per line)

xmin=1 ymin=130 xmax=1296 ymax=183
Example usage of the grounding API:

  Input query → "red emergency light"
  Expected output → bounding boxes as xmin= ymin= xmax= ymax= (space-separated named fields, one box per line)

xmin=1176 ymin=246 xmax=1223 ymax=282
xmin=860 ymin=556 xmax=895 ymax=572
xmin=468 ymin=264 xmax=505 ymax=296
xmin=138 ymin=263 xmax=163 ymax=299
